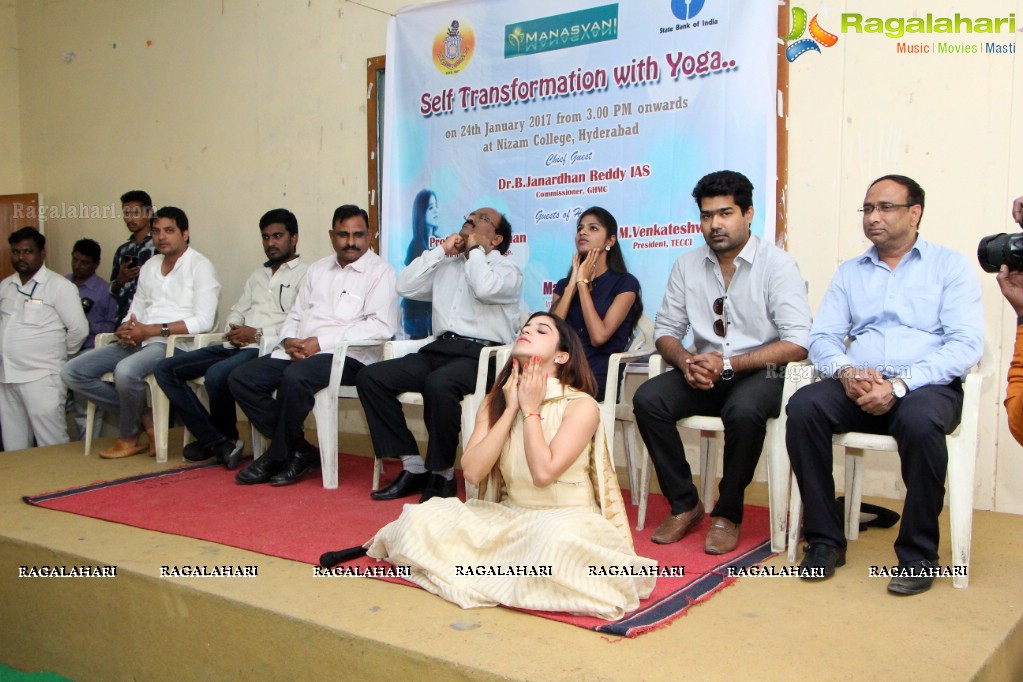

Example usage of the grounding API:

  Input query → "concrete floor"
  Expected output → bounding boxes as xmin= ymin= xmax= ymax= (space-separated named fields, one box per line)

xmin=1 ymin=430 xmax=1022 ymax=681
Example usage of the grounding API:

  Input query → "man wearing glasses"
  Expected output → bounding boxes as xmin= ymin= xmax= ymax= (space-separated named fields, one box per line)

xmin=154 ymin=209 xmax=308 ymax=470
xmin=786 ymin=175 xmax=983 ymax=595
xmin=358 ymin=206 xmax=522 ymax=503
xmin=633 ymin=170 xmax=811 ymax=554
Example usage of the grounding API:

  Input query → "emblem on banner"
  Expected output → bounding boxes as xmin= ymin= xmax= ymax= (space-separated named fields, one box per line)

xmin=784 ymin=7 xmax=839 ymax=62
xmin=434 ymin=20 xmax=475 ymax=75
xmin=670 ymin=0 xmax=706 ymax=22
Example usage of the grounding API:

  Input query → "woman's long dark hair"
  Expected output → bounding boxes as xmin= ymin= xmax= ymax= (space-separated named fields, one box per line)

xmin=566 ymin=206 xmax=643 ymax=336
xmin=404 ymin=189 xmax=437 ymax=265
xmin=486 ymin=312 xmax=597 ymax=426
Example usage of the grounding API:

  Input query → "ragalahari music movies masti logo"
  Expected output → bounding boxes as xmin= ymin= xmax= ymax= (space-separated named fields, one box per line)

xmin=433 ymin=19 xmax=475 ymax=75
xmin=784 ymin=6 xmax=838 ymax=62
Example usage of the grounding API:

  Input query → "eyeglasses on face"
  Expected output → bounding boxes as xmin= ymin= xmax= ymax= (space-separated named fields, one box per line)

xmin=713 ymin=296 xmax=727 ymax=337
xmin=858 ymin=202 xmax=913 ymax=215
xmin=464 ymin=212 xmax=496 ymax=227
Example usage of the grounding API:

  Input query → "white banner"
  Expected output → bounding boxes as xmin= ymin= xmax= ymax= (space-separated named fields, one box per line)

xmin=383 ymin=0 xmax=777 ymax=337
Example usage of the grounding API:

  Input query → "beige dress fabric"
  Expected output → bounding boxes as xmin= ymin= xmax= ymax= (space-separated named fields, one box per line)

xmin=366 ymin=379 xmax=657 ymax=620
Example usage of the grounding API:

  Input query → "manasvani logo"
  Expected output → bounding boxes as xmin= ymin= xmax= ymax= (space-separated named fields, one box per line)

xmin=505 ymin=4 xmax=618 ymax=59
xmin=670 ymin=0 xmax=706 ymax=22
xmin=433 ymin=20 xmax=475 ymax=75
xmin=784 ymin=6 xmax=838 ymax=62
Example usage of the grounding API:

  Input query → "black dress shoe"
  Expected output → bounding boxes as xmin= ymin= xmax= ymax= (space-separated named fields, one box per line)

xmin=370 ymin=470 xmax=429 ymax=500
xmin=235 ymin=455 xmax=285 ymax=485
xmin=887 ymin=559 xmax=937 ymax=596
xmin=419 ymin=473 xmax=457 ymax=503
xmin=211 ymin=440 xmax=246 ymax=471
xmin=183 ymin=442 xmax=213 ymax=462
xmin=798 ymin=543 xmax=846 ymax=580
xmin=270 ymin=448 xmax=321 ymax=487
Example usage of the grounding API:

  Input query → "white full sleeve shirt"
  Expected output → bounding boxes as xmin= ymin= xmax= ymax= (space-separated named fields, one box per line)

xmin=126 ymin=247 xmax=221 ymax=345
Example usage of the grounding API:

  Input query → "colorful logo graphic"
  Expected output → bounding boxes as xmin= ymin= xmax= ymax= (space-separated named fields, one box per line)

xmin=671 ymin=0 xmax=706 ymax=21
xmin=505 ymin=4 xmax=618 ymax=59
xmin=784 ymin=7 xmax=838 ymax=62
xmin=433 ymin=20 xmax=475 ymax=75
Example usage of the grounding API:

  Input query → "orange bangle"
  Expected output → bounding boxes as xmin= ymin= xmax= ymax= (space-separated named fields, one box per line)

xmin=524 ymin=412 xmax=543 ymax=421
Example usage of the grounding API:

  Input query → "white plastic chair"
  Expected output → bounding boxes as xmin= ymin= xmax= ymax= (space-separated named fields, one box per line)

xmin=380 ymin=337 xmax=511 ymax=497
xmin=83 ymin=332 xmax=197 ymax=463
xmin=629 ymin=356 xmax=811 ymax=553
xmin=786 ymin=372 xmax=982 ymax=588
xmin=597 ymin=314 xmax=655 ymax=498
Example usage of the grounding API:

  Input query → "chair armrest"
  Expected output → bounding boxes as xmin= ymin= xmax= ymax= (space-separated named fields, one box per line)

xmin=325 ymin=340 xmax=388 ymax=402
xmin=164 ymin=334 xmax=197 ymax=357
xmin=191 ymin=333 xmax=226 ymax=350
xmin=648 ymin=353 xmax=670 ymax=378
xmin=94 ymin=333 xmax=117 ymax=349
xmin=383 ymin=337 xmax=435 ymax=360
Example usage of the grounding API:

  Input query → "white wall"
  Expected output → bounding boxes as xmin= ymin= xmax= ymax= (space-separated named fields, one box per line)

xmin=12 ymin=0 xmax=1023 ymax=511
xmin=0 ymin=0 xmax=22 ymax=190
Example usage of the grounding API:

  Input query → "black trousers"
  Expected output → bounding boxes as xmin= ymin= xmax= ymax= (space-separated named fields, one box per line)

xmin=785 ymin=378 xmax=963 ymax=563
xmin=228 ymin=353 xmax=364 ymax=463
xmin=356 ymin=341 xmax=484 ymax=471
xmin=632 ymin=367 xmax=783 ymax=522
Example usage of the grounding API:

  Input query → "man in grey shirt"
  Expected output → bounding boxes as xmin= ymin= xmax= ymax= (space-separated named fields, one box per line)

xmin=633 ymin=170 xmax=811 ymax=554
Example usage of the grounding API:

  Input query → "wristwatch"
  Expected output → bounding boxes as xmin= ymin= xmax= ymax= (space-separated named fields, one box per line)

xmin=720 ymin=357 xmax=734 ymax=381
xmin=254 ymin=329 xmax=263 ymax=343
xmin=890 ymin=377 xmax=908 ymax=399
xmin=160 ymin=323 xmax=170 ymax=338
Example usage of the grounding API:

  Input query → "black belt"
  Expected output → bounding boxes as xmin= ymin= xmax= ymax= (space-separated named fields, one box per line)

xmin=437 ymin=331 xmax=500 ymax=347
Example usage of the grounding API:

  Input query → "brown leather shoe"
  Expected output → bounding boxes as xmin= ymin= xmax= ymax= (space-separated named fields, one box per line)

xmin=651 ymin=500 xmax=705 ymax=544
xmin=704 ymin=517 xmax=741 ymax=555
xmin=98 ymin=438 xmax=149 ymax=459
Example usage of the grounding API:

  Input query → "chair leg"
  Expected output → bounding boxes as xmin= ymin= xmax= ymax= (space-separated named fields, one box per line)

xmin=637 ymin=447 xmax=652 ymax=531
xmin=787 ymin=472 xmax=803 ymax=563
xmin=250 ymin=427 xmax=266 ymax=461
xmin=699 ymin=432 xmax=717 ymax=511
xmin=765 ymin=426 xmax=791 ymax=553
xmin=84 ymin=401 xmax=96 ymax=457
xmin=947 ymin=441 xmax=975 ymax=589
xmin=372 ymin=458 xmax=383 ymax=491
xmin=147 ymin=377 xmax=171 ymax=464
xmin=844 ymin=449 xmax=864 ymax=541
xmin=622 ymin=421 xmax=641 ymax=506
xmin=312 ymin=388 xmax=339 ymax=490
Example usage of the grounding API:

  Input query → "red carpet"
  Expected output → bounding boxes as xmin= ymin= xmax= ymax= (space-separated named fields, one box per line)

xmin=23 ymin=454 xmax=775 ymax=637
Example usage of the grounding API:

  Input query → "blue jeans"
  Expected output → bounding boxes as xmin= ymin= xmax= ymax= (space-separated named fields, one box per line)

xmin=61 ymin=342 xmax=169 ymax=438
xmin=154 ymin=345 xmax=258 ymax=448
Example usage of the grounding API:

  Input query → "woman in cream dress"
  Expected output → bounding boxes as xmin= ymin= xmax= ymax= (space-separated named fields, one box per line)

xmin=365 ymin=312 xmax=656 ymax=620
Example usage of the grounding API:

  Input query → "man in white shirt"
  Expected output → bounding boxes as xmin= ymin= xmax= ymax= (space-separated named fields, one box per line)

xmin=358 ymin=207 xmax=522 ymax=503
xmin=62 ymin=206 xmax=221 ymax=459
xmin=154 ymin=209 xmax=308 ymax=470
xmin=0 ymin=227 xmax=89 ymax=449
xmin=633 ymin=171 xmax=811 ymax=554
xmin=231 ymin=205 xmax=397 ymax=486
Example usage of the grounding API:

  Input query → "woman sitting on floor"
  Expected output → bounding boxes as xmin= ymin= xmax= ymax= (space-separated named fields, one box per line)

xmin=550 ymin=206 xmax=642 ymax=400
xmin=359 ymin=312 xmax=656 ymax=620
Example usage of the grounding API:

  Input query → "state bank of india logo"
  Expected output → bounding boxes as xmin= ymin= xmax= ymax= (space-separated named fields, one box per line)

xmin=433 ymin=20 xmax=475 ymax=75
xmin=671 ymin=0 xmax=706 ymax=21
xmin=784 ymin=6 xmax=838 ymax=62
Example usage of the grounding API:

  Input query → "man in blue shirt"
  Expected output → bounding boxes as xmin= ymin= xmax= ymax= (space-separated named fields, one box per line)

xmin=787 ymin=174 xmax=984 ymax=595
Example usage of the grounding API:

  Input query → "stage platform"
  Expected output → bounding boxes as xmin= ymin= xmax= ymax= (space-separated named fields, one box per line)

xmin=2 ymin=431 xmax=1023 ymax=681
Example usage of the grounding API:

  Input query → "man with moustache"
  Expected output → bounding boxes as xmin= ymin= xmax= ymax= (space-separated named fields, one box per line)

xmin=154 ymin=209 xmax=308 ymax=470
xmin=786 ymin=175 xmax=983 ymax=595
xmin=231 ymin=205 xmax=397 ymax=486
xmin=109 ymin=190 xmax=157 ymax=324
xmin=0 ymin=228 xmax=89 ymax=449
xmin=358 ymin=206 xmax=522 ymax=503
xmin=633 ymin=170 xmax=811 ymax=554
xmin=62 ymin=207 xmax=220 ymax=459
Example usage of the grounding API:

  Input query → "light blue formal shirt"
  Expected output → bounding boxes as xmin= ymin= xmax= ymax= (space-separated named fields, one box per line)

xmin=809 ymin=237 xmax=984 ymax=391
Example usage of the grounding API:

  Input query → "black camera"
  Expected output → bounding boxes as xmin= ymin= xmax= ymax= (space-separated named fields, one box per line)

xmin=978 ymin=233 xmax=1023 ymax=272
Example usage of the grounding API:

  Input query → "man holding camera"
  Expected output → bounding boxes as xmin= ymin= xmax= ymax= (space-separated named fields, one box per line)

xmin=786 ymin=174 xmax=984 ymax=595
xmin=997 ymin=196 xmax=1023 ymax=445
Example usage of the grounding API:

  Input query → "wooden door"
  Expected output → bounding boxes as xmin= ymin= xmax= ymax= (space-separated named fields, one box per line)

xmin=0 ymin=193 xmax=41 ymax=281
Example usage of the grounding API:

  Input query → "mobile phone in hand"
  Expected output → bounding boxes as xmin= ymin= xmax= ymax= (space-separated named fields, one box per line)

xmin=122 ymin=255 xmax=139 ymax=268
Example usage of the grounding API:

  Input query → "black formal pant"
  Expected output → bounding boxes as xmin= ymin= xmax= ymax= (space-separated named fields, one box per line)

xmin=356 ymin=341 xmax=484 ymax=471
xmin=785 ymin=378 xmax=963 ymax=563
xmin=633 ymin=367 xmax=783 ymax=522
xmin=228 ymin=353 xmax=364 ymax=463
